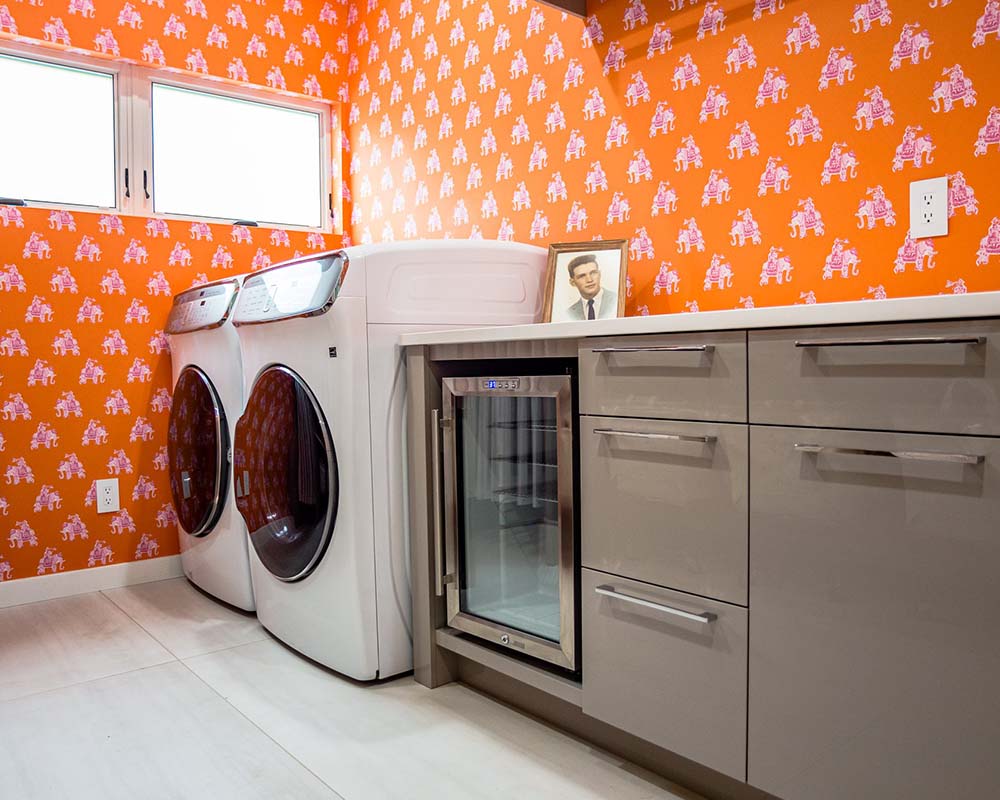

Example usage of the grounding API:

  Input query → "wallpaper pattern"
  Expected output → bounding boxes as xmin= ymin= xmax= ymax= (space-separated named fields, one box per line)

xmin=0 ymin=0 xmax=347 ymax=582
xmin=1 ymin=208 xmax=328 ymax=582
xmin=343 ymin=0 xmax=1000 ymax=313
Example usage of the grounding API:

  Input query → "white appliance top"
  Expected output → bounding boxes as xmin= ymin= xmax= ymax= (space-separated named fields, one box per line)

xmin=165 ymin=278 xmax=240 ymax=335
xmin=233 ymin=252 xmax=348 ymax=326
xmin=399 ymin=291 xmax=1000 ymax=346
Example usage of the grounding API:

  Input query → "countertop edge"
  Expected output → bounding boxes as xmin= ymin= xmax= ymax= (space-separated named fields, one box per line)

xmin=398 ymin=291 xmax=1000 ymax=346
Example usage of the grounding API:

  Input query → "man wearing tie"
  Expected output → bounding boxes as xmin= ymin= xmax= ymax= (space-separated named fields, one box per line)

xmin=565 ymin=253 xmax=617 ymax=320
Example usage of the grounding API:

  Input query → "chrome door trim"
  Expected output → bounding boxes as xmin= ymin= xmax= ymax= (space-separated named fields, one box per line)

xmin=244 ymin=364 xmax=338 ymax=582
xmin=794 ymin=443 xmax=984 ymax=465
xmin=441 ymin=374 xmax=576 ymax=671
xmin=595 ymin=585 xmax=717 ymax=624
xmin=172 ymin=365 xmax=228 ymax=537
xmin=232 ymin=251 xmax=350 ymax=327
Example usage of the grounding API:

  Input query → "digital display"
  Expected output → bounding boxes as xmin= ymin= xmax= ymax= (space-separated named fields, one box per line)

xmin=481 ymin=378 xmax=520 ymax=391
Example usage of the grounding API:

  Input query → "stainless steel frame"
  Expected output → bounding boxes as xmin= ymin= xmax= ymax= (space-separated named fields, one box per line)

xmin=439 ymin=375 xmax=576 ymax=671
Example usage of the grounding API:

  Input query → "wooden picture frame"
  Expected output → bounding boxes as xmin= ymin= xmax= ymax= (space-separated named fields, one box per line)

xmin=542 ymin=239 xmax=628 ymax=323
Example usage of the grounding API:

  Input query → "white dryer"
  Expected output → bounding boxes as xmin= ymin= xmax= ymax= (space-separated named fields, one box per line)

xmin=232 ymin=241 xmax=545 ymax=680
xmin=166 ymin=277 xmax=255 ymax=611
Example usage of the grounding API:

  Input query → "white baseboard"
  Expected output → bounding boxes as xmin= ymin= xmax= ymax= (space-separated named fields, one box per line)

xmin=0 ymin=555 xmax=184 ymax=609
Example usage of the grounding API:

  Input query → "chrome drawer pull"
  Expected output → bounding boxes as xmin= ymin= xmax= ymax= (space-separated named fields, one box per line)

xmin=591 ymin=345 xmax=714 ymax=353
xmin=594 ymin=428 xmax=716 ymax=444
xmin=794 ymin=336 xmax=986 ymax=348
xmin=794 ymin=444 xmax=984 ymax=465
xmin=595 ymin=586 xmax=717 ymax=624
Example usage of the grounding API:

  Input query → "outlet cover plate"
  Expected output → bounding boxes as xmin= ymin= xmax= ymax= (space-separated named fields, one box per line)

xmin=95 ymin=478 xmax=120 ymax=514
xmin=909 ymin=176 xmax=948 ymax=239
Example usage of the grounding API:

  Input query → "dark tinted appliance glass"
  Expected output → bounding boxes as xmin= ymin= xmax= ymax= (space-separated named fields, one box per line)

xmin=168 ymin=366 xmax=227 ymax=536
xmin=234 ymin=366 xmax=337 ymax=581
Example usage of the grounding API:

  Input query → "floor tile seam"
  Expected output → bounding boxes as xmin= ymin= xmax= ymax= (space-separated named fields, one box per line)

xmin=99 ymin=588 xmax=193 ymax=660
xmin=0 ymin=658 xmax=178 ymax=707
xmin=176 ymin=655 xmax=349 ymax=800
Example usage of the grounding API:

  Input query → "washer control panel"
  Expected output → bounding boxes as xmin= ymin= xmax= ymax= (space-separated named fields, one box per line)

xmin=234 ymin=253 xmax=347 ymax=326
xmin=166 ymin=280 xmax=240 ymax=335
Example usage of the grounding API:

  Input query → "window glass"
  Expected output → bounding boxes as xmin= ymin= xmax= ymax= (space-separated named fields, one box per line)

xmin=0 ymin=54 xmax=116 ymax=208
xmin=152 ymin=83 xmax=324 ymax=228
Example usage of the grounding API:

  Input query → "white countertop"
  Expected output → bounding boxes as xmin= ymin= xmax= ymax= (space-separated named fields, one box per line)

xmin=399 ymin=291 xmax=1000 ymax=346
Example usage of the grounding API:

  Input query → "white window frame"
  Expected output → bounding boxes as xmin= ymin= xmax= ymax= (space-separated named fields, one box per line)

xmin=0 ymin=40 xmax=126 ymax=214
xmin=0 ymin=41 xmax=336 ymax=233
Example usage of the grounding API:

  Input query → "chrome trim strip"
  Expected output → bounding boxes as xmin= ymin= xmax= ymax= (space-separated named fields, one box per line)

xmin=165 ymin=278 xmax=241 ymax=335
xmin=231 ymin=250 xmax=350 ymax=327
xmin=595 ymin=585 xmax=717 ymax=624
xmin=594 ymin=428 xmax=716 ymax=444
xmin=794 ymin=443 xmax=984 ymax=465
xmin=794 ymin=336 xmax=986 ymax=348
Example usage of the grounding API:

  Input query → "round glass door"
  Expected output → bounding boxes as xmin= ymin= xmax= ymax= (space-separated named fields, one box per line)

xmin=168 ymin=366 xmax=228 ymax=536
xmin=233 ymin=366 xmax=338 ymax=582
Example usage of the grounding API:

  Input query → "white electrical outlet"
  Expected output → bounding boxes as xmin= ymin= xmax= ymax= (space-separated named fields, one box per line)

xmin=95 ymin=478 xmax=120 ymax=514
xmin=909 ymin=176 xmax=949 ymax=239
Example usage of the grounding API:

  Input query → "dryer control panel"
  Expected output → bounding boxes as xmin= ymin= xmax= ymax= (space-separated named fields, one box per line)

xmin=166 ymin=279 xmax=240 ymax=335
xmin=234 ymin=252 xmax=348 ymax=326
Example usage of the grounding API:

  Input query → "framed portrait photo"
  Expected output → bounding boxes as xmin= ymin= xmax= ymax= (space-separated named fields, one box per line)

xmin=542 ymin=239 xmax=628 ymax=323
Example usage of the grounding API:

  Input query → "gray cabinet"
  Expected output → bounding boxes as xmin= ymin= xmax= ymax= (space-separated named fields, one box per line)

xmin=582 ymin=569 xmax=748 ymax=781
xmin=748 ymin=425 xmax=1000 ymax=799
xmin=580 ymin=415 xmax=748 ymax=605
xmin=580 ymin=332 xmax=747 ymax=423
xmin=749 ymin=320 xmax=1000 ymax=435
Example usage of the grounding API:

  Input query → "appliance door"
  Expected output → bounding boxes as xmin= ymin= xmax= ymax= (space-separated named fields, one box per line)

xmin=233 ymin=365 xmax=338 ymax=582
xmin=441 ymin=376 xmax=576 ymax=671
xmin=168 ymin=366 xmax=228 ymax=537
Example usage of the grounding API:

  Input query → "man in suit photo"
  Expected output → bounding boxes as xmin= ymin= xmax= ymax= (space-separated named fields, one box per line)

xmin=565 ymin=253 xmax=618 ymax=320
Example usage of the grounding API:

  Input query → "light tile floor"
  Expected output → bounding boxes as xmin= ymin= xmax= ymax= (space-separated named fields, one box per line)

xmin=0 ymin=577 xmax=698 ymax=800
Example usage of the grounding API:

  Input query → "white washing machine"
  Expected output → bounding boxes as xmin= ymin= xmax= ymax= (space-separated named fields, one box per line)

xmin=231 ymin=241 xmax=545 ymax=680
xmin=166 ymin=277 xmax=255 ymax=611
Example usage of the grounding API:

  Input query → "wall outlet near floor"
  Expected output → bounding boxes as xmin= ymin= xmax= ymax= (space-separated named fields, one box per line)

xmin=95 ymin=478 xmax=120 ymax=514
xmin=909 ymin=176 xmax=949 ymax=239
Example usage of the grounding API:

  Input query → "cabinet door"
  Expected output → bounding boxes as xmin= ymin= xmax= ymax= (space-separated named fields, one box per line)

xmin=580 ymin=332 xmax=747 ymax=423
xmin=748 ymin=320 xmax=1000 ymax=435
xmin=583 ymin=569 xmax=748 ymax=781
xmin=749 ymin=426 xmax=1000 ymax=800
xmin=581 ymin=415 xmax=748 ymax=605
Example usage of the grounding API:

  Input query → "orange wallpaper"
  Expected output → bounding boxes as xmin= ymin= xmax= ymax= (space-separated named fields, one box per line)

xmin=1 ymin=207 xmax=333 ymax=582
xmin=343 ymin=0 xmax=999 ymax=313
xmin=1 ymin=0 xmax=350 ymax=583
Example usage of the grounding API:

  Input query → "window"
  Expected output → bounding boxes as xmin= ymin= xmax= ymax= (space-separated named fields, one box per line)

xmin=0 ymin=43 xmax=334 ymax=231
xmin=0 ymin=53 xmax=117 ymax=209
xmin=151 ymin=84 xmax=324 ymax=228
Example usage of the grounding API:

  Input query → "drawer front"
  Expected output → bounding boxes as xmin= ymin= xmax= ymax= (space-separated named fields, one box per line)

xmin=582 ymin=569 xmax=748 ymax=781
xmin=580 ymin=332 xmax=747 ymax=422
xmin=581 ymin=416 xmax=748 ymax=605
xmin=749 ymin=320 xmax=1000 ymax=434
xmin=749 ymin=426 xmax=1000 ymax=800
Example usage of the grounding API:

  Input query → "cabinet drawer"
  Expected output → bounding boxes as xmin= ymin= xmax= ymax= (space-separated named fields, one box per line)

xmin=749 ymin=426 xmax=1000 ymax=799
xmin=582 ymin=569 xmax=747 ymax=781
xmin=581 ymin=416 xmax=748 ymax=605
xmin=749 ymin=320 xmax=1000 ymax=434
xmin=580 ymin=332 xmax=747 ymax=422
